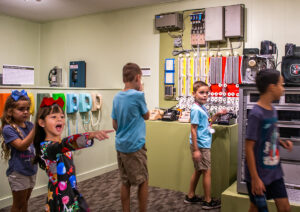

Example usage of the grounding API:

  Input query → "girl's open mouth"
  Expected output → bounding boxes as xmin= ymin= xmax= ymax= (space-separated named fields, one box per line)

xmin=56 ymin=124 xmax=63 ymax=131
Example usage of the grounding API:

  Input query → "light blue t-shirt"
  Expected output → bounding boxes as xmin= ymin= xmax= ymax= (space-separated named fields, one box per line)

xmin=111 ymin=89 xmax=148 ymax=153
xmin=189 ymin=103 xmax=212 ymax=148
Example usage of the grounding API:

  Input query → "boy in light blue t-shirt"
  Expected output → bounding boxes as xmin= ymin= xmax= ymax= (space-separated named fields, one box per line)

xmin=184 ymin=81 xmax=226 ymax=210
xmin=111 ymin=63 xmax=149 ymax=212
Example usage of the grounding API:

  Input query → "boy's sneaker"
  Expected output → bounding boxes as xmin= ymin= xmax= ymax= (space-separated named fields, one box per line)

xmin=184 ymin=195 xmax=204 ymax=204
xmin=202 ymin=199 xmax=221 ymax=209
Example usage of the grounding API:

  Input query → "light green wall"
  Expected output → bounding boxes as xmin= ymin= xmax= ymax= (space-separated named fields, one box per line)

xmin=0 ymin=14 xmax=40 ymax=85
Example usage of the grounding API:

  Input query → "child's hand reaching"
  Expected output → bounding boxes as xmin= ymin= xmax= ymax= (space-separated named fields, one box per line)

xmin=216 ymin=108 xmax=227 ymax=116
xmin=280 ymin=140 xmax=293 ymax=152
xmin=89 ymin=130 xmax=114 ymax=141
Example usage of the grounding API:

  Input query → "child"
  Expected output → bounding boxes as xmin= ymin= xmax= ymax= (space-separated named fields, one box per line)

xmin=245 ymin=69 xmax=293 ymax=212
xmin=33 ymin=97 xmax=113 ymax=211
xmin=184 ymin=81 xmax=226 ymax=209
xmin=0 ymin=89 xmax=37 ymax=212
xmin=111 ymin=63 xmax=150 ymax=212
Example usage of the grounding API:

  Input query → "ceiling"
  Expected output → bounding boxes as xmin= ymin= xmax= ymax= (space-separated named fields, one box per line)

xmin=0 ymin=0 xmax=180 ymax=23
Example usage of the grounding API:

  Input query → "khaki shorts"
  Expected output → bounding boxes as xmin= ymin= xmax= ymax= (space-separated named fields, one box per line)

xmin=190 ymin=145 xmax=211 ymax=171
xmin=8 ymin=171 xmax=36 ymax=191
xmin=117 ymin=145 xmax=148 ymax=186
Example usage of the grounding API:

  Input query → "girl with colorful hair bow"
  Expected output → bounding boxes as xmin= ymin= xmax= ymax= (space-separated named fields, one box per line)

xmin=33 ymin=97 xmax=114 ymax=211
xmin=0 ymin=89 xmax=37 ymax=212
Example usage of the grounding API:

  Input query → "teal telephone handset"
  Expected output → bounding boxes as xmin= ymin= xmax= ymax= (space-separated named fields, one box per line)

xmin=79 ymin=93 xmax=92 ymax=113
xmin=66 ymin=93 xmax=79 ymax=135
xmin=79 ymin=93 xmax=92 ymax=125
xmin=67 ymin=93 xmax=79 ymax=114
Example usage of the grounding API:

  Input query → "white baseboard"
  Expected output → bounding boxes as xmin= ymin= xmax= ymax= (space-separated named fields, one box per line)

xmin=0 ymin=163 xmax=118 ymax=209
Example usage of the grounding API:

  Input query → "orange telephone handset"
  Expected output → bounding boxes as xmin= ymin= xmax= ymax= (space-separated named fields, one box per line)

xmin=0 ymin=93 xmax=11 ymax=117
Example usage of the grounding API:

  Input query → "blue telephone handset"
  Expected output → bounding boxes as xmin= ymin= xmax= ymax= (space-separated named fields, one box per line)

xmin=66 ymin=93 xmax=79 ymax=114
xmin=79 ymin=93 xmax=92 ymax=113
xmin=79 ymin=93 xmax=92 ymax=125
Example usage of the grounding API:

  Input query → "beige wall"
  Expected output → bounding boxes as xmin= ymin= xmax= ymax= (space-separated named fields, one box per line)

xmin=0 ymin=87 xmax=119 ymax=208
xmin=0 ymin=15 xmax=40 ymax=85
xmin=1 ymin=0 xmax=300 ymax=208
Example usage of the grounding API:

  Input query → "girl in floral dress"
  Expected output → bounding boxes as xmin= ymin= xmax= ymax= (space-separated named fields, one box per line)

xmin=33 ymin=97 xmax=113 ymax=211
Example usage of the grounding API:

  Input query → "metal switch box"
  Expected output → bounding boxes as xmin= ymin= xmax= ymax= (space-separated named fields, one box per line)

xmin=205 ymin=6 xmax=224 ymax=42
xmin=225 ymin=5 xmax=244 ymax=38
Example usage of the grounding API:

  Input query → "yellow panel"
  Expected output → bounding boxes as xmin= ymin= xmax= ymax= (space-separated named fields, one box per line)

xmin=190 ymin=57 xmax=194 ymax=95
xmin=27 ymin=93 xmax=35 ymax=115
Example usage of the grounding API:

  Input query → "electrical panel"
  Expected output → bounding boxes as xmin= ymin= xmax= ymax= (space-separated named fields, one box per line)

xmin=225 ymin=5 xmax=244 ymax=38
xmin=190 ymin=12 xmax=205 ymax=46
xmin=164 ymin=58 xmax=175 ymax=99
xmin=205 ymin=6 xmax=224 ymax=42
xmin=155 ymin=13 xmax=183 ymax=32
xmin=69 ymin=61 xmax=86 ymax=87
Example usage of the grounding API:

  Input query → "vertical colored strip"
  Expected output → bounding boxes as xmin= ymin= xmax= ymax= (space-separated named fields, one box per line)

xmin=205 ymin=57 xmax=210 ymax=84
xmin=190 ymin=57 xmax=194 ymax=95
xmin=238 ymin=56 xmax=243 ymax=84
xmin=183 ymin=58 xmax=186 ymax=96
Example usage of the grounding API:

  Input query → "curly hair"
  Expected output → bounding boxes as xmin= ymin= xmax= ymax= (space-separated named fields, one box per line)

xmin=1 ymin=96 xmax=30 ymax=160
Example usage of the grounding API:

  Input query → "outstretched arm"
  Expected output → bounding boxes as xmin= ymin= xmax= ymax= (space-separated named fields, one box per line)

xmin=41 ymin=130 xmax=113 ymax=160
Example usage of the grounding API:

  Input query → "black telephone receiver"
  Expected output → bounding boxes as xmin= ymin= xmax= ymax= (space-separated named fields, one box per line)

xmin=217 ymin=112 xmax=237 ymax=125
xmin=71 ymin=70 xmax=78 ymax=83
xmin=48 ymin=68 xmax=57 ymax=84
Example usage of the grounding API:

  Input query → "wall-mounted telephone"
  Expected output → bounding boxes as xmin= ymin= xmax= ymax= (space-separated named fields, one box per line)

xmin=66 ymin=93 xmax=79 ymax=114
xmin=66 ymin=93 xmax=79 ymax=136
xmin=71 ymin=70 xmax=78 ymax=84
xmin=48 ymin=66 xmax=63 ymax=87
xmin=79 ymin=93 xmax=92 ymax=113
xmin=70 ymin=61 xmax=86 ymax=87
xmin=91 ymin=94 xmax=102 ymax=112
xmin=91 ymin=93 xmax=102 ymax=128
xmin=79 ymin=93 xmax=92 ymax=126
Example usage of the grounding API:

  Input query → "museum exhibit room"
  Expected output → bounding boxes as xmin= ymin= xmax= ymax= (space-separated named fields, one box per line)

xmin=0 ymin=0 xmax=300 ymax=211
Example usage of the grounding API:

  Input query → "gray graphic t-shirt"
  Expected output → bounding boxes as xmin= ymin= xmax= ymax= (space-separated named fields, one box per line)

xmin=3 ymin=121 xmax=37 ymax=176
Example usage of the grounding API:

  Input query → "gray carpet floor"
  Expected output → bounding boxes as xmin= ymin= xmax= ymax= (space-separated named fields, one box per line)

xmin=0 ymin=169 xmax=221 ymax=212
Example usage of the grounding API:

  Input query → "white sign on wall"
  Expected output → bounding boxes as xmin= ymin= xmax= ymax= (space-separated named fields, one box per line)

xmin=141 ymin=67 xmax=151 ymax=76
xmin=3 ymin=65 xmax=34 ymax=85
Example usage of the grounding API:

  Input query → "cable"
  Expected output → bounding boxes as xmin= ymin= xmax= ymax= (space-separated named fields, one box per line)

xmin=90 ymin=110 xmax=102 ymax=129
xmin=167 ymin=31 xmax=183 ymax=38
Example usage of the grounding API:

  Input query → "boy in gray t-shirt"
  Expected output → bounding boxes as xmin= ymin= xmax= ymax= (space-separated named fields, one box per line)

xmin=245 ymin=69 xmax=293 ymax=212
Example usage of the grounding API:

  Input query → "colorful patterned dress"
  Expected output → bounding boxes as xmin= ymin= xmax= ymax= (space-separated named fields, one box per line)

xmin=40 ymin=133 xmax=93 ymax=211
